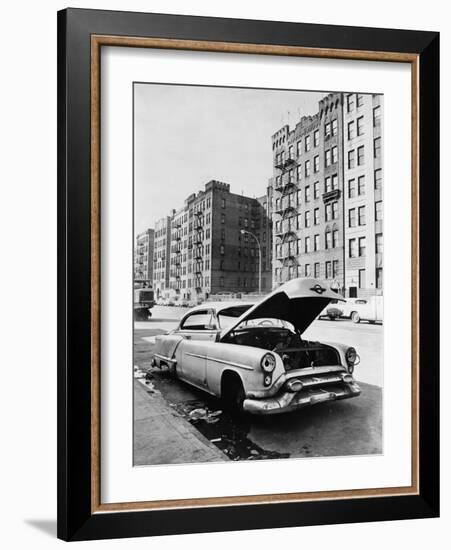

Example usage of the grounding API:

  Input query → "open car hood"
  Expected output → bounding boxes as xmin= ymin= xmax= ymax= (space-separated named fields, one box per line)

xmin=220 ymin=278 xmax=344 ymax=339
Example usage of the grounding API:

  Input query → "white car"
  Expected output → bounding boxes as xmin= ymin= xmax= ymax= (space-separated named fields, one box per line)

xmin=151 ymin=278 xmax=361 ymax=414
xmin=340 ymin=296 xmax=384 ymax=323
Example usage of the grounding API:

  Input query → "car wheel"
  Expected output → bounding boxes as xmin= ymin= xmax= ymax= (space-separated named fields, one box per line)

xmin=351 ymin=311 xmax=360 ymax=323
xmin=328 ymin=315 xmax=335 ymax=321
xmin=223 ymin=376 xmax=245 ymax=415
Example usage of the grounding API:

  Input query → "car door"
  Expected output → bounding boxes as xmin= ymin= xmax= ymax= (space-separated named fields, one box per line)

xmin=177 ymin=339 xmax=209 ymax=390
xmin=177 ymin=309 xmax=219 ymax=342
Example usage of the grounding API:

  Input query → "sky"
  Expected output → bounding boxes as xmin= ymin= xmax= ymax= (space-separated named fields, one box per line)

xmin=134 ymin=84 xmax=327 ymax=234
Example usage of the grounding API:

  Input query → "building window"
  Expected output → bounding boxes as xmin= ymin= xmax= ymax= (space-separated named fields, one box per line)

xmin=358 ymin=236 xmax=366 ymax=257
xmin=357 ymin=116 xmax=364 ymax=136
xmin=325 ymin=176 xmax=331 ymax=193
xmin=314 ymin=208 xmax=320 ymax=225
xmin=332 ymin=201 xmax=338 ymax=220
xmin=314 ymin=181 xmax=319 ymax=199
xmin=289 ymin=145 xmax=294 ymax=159
xmin=376 ymin=267 xmax=383 ymax=289
xmin=289 ymin=169 xmax=294 ymax=183
xmin=374 ymin=168 xmax=382 ymax=190
xmin=375 ymin=200 xmax=383 ymax=221
xmin=349 ymin=208 xmax=356 ymax=227
xmin=374 ymin=137 xmax=381 ymax=158
xmin=325 ymin=122 xmax=331 ymax=137
xmin=305 ymin=185 xmax=311 ymax=202
xmin=349 ymin=238 xmax=357 ymax=258
xmin=296 ymin=189 xmax=302 ymax=205
xmin=359 ymin=269 xmax=366 ymax=289
xmin=358 ymin=206 xmax=366 ymax=226
xmin=358 ymin=175 xmax=366 ymax=195
xmin=221 ymin=198 xmax=226 ymax=208
xmin=331 ymin=174 xmax=338 ymax=190
xmin=297 ymin=140 xmax=302 ymax=156
xmin=332 ymin=230 xmax=339 ymax=248
xmin=356 ymin=94 xmax=364 ymax=108
xmin=325 ymin=230 xmax=332 ymax=250
xmin=376 ymin=233 xmax=383 ymax=254
xmin=324 ymin=261 xmax=331 ymax=278
xmin=314 ymin=155 xmax=319 ymax=172
xmin=348 ymin=178 xmax=356 ymax=198
xmin=348 ymin=120 xmax=355 ymax=140
xmin=305 ymin=264 xmax=311 ymax=277
xmin=305 ymin=237 xmax=311 ymax=253
xmin=331 ymin=146 xmax=338 ymax=164
xmin=325 ymin=149 xmax=331 ymax=167
xmin=221 ymin=213 xmax=225 ymax=224
xmin=333 ymin=260 xmax=339 ymax=278
xmin=357 ymin=145 xmax=365 ymax=166
xmin=220 ymin=245 xmax=225 ymax=255
xmin=296 ymin=165 xmax=302 ymax=181
xmin=314 ymin=234 xmax=319 ymax=251
xmin=325 ymin=203 xmax=332 ymax=222
xmin=305 ymin=211 xmax=311 ymax=228
xmin=305 ymin=135 xmax=311 ymax=152
xmin=347 ymin=94 xmax=355 ymax=112
xmin=305 ymin=159 xmax=311 ymax=177
xmin=221 ymin=228 xmax=226 ymax=239
xmin=314 ymin=129 xmax=319 ymax=147
xmin=332 ymin=119 xmax=338 ymax=136
xmin=314 ymin=262 xmax=320 ymax=278
xmin=348 ymin=149 xmax=355 ymax=169
xmin=373 ymin=105 xmax=381 ymax=127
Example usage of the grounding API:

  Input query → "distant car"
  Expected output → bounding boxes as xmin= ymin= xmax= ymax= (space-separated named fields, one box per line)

xmin=151 ymin=278 xmax=361 ymax=415
xmin=318 ymin=299 xmax=342 ymax=320
xmin=340 ymin=296 xmax=383 ymax=324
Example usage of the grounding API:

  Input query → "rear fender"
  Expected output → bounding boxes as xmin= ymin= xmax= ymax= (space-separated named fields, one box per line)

xmin=153 ymin=334 xmax=184 ymax=366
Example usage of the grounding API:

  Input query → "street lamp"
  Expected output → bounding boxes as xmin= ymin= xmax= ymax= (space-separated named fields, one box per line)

xmin=240 ymin=229 xmax=262 ymax=295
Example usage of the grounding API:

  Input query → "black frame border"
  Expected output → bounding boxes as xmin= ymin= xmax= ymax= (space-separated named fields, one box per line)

xmin=57 ymin=8 xmax=439 ymax=541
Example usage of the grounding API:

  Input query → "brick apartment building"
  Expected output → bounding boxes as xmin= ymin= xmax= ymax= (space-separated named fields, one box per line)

xmin=134 ymin=228 xmax=154 ymax=283
xmin=165 ymin=180 xmax=272 ymax=302
xmin=152 ymin=216 xmax=171 ymax=299
xmin=270 ymin=92 xmax=383 ymax=298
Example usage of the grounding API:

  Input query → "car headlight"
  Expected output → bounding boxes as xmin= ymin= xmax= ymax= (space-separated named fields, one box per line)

xmin=346 ymin=347 xmax=357 ymax=364
xmin=345 ymin=347 xmax=360 ymax=374
xmin=261 ymin=353 xmax=276 ymax=373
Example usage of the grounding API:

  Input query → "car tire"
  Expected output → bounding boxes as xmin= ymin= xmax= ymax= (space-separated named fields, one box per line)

xmin=351 ymin=311 xmax=361 ymax=323
xmin=223 ymin=376 xmax=245 ymax=415
xmin=328 ymin=315 xmax=335 ymax=321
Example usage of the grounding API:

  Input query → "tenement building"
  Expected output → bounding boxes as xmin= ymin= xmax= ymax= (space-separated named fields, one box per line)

xmin=134 ymin=228 xmax=154 ymax=283
xmin=270 ymin=92 xmax=383 ymax=298
xmin=166 ymin=180 xmax=272 ymax=303
xmin=152 ymin=216 xmax=171 ymax=299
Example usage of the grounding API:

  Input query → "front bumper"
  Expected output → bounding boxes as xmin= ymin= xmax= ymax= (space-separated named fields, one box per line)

xmin=243 ymin=382 xmax=361 ymax=415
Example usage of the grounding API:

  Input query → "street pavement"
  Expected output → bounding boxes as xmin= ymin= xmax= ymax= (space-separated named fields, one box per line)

xmin=134 ymin=305 xmax=383 ymax=465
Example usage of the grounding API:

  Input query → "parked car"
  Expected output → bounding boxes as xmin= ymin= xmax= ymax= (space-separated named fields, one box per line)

xmin=318 ymin=299 xmax=342 ymax=320
xmin=151 ymin=278 xmax=361 ymax=414
xmin=339 ymin=296 xmax=383 ymax=324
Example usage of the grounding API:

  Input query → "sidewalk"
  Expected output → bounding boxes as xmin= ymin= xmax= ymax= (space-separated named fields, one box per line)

xmin=134 ymin=379 xmax=227 ymax=466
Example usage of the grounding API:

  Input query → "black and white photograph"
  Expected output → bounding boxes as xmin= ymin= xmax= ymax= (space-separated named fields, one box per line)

xmin=133 ymin=83 xmax=384 ymax=466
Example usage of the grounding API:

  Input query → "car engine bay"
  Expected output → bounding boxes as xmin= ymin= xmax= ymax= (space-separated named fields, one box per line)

xmin=221 ymin=326 xmax=341 ymax=371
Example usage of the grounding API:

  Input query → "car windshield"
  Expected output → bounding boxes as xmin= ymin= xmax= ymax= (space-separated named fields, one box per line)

xmin=217 ymin=305 xmax=252 ymax=329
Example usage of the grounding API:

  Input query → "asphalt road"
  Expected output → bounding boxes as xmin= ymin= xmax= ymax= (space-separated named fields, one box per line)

xmin=134 ymin=305 xmax=383 ymax=464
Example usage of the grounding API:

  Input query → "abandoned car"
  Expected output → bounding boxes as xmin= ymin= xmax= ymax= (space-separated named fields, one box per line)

xmin=151 ymin=278 xmax=361 ymax=414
